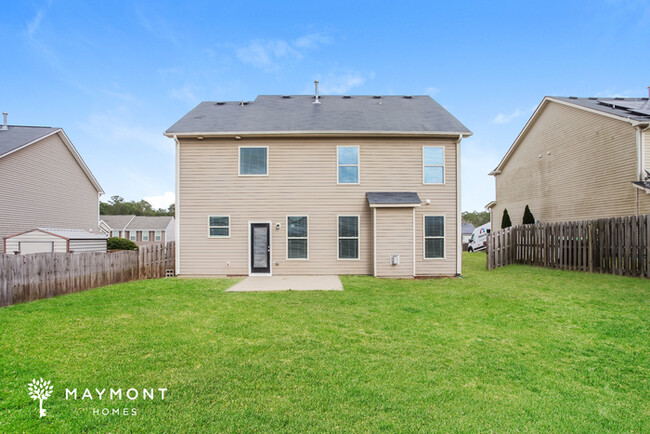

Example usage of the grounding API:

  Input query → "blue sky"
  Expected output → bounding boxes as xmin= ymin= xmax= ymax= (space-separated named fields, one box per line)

xmin=3 ymin=1 xmax=649 ymax=211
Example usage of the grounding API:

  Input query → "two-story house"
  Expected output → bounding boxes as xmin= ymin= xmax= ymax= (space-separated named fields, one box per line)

xmin=100 ymin=215 xmax=175 ymax=246
xmin=0 ymin=115 xmax=105 ymax=252
xmin=165 ymin=93 xmax=471 ymax=278
xmin=488 ymin=96 xmax=650 ymax=226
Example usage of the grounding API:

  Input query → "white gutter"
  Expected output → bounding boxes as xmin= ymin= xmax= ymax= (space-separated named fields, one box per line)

xmin=164 ymin=130 xmax=473 ymax=138
xmin=456 ymin=134 xmax=463 ymax=276
xmin=173 ymin=134 xmax=181 ymax=275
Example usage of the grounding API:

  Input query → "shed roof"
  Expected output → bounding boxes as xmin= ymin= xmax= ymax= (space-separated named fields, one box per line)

xmin=366 ymin=192 xmax=422 ymax=207
xmin=39 ymin=228 xmax=107 ymax=240
xmin=165 ymin=95 xmax=471 ymax=136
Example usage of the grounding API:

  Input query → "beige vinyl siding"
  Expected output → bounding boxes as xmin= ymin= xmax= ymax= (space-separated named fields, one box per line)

xmin=0 ymin=133 xmax=99 ymax=242
xmin=178 ymin=137 xmax=458 ymax=276
xmin=493 ymin=101 xmax=639 ymax=224
xmin=69 ymin=239 xmax=107 ymax=253
xmin=645 ymin=129 xmax=650 ymax=172
xmin=375 ymin=208 xmax=413 ymax=278
xmin=5 ymin=230 xmax=67 ymax=254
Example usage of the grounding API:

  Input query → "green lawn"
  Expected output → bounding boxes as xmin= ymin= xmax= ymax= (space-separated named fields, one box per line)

xmin=1 ymin=253 xmax=648 ymax=432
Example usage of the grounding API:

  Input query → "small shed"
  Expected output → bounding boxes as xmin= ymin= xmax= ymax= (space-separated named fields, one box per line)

xmin=4 ymin=228 xmax=107 ymax=254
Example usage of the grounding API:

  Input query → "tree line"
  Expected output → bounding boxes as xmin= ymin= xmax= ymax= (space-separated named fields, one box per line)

xmin=100 ymin=196 xmax=174 ymax=216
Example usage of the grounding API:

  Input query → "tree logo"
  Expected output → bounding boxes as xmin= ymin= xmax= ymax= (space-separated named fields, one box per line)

xmin=27 ymin=378 xmax=53 ymax=418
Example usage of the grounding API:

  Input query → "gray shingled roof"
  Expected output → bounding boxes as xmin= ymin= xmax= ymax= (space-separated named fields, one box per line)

xmin=101 ymin=215 xmax=136 ymax=230
xmin=367 ymin=192 xmax=422 ymax=205
xmin=166 ymin=95 xmax=471 ymax=135
xmin=126 ymin=216 xmax=174 ymax=230
xmin=462 ymin=223 xmax=476 ymax=234
xmin=0 ymin=125 xmax=60 ymax=158
xmin=552 ymin=97 xmax=650 ymax=122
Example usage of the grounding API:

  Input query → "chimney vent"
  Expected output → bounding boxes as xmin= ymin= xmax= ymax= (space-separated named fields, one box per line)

xmin=313 ymin=80 xmax=321 ymax=104
xmin=1 ymin=112 xmax=7 ymax=131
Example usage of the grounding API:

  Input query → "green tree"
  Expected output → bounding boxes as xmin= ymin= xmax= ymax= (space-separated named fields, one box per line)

xmin=100 ymin=196 xmax=174 ymax=216
xmin=107 ymin=237 xmax=138 ymax=250
xmin=501 ymin=209 xmax=512 ymax=229
xmin=522 ymin=205 xmax=535 ymax=225
xmin=462 ymin=210 xmax=490 ymax=227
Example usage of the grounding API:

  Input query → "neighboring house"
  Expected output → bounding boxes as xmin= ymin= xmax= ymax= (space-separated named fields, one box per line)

xmin=165 ymin=93 xmax=471 ymax=278
xmin=0 ymin=116 xmax=104 ymax=252
xmin=488 ymin=96 xmax=650 ymax=225
xmin=4 ymin=228 xmax=107 ymax=254
xmin=100 ymin=215 xmax=175 ymax=246
xmin=461 ymin=223 xmax=475 ymax=244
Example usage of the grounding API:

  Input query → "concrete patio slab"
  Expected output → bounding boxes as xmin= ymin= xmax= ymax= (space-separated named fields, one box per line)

xmin=227 ymin=275 xmax=343 ymax=292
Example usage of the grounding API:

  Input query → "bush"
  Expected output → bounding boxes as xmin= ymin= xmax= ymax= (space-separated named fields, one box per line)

xmin=501 ymin=209 xmax=512 ymax=229
xmin=523 ymin=205 xmax=536 ymax=225
xmin=107 ymin=237 xmax=138 ymax=251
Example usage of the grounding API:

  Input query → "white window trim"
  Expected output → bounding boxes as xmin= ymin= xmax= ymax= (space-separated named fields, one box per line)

xmin=337 ymin=145 xmax=360 ymax=184
xmin=286 ymin=215 xmax=309 ymax=260
xmin=422 ymin=146 xmax=445 ymax=185
xmin=208 ymin=215 xmax=231 ymax=238
xmin=155 ymin=230 xmax=162 ymax=241
xmin=238 ymin=145 xmax=269 ymax=177
xmin=129 ymin=231 xmax=137 ymax=242
xmin=142 ymin=230 xmax=150 ymax=242
xmin=111 ymin=230 xmax=119 ymax=238
xmin=423 ymin=215 xmax=446 ymax=260
xmin=337 ymin=214 xmax=361 ymax=260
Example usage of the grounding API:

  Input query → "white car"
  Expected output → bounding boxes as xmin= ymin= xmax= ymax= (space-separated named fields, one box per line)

xmin=467 ymin=222 xmax=491 ymax=252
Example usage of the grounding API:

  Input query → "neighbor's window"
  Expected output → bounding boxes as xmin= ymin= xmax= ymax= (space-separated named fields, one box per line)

xmin=142 ymin=231 xmax=149 ymax=242
xmin=338 ymin=146 xmax=359 ymax=184
xmin=111 ymin=230 xmax=119 ymax=237
xmin=423 ymin=146 xmax=444 ymax=184
xmin=338 ymin=216 xmax=359 ymax=259
xmin=209 ymin=216 xmax=230 ymax=237
xmin=424 ymin=216 xmax=444 ymax=259
xmin=287 ymin=216 xmax=308 ymax=259
xmin=239 ymin=147 xmax=268 ymax=175
xmin=129 ymin=231 xmax=137 ymax=241
xmin=155 ymin=230 xmax=162 ymax=241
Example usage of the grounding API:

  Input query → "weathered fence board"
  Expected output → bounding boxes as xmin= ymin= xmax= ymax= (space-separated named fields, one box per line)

xmin=0 ymin=241 xmax=175 ymax=307
xmin=486 ymin=215 xmax=649 ymax=278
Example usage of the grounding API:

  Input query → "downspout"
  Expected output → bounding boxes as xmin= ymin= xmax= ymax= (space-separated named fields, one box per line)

xmin=635 ymin=125 xmax=650 ymax=215
xmin=174 ymin=134 xmax=181 ymax=275
xmin=456 ymin=134 xmax=463 ymax=276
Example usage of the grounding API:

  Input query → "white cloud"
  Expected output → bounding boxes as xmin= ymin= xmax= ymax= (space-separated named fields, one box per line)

xmin=144 ymin=192 xmax=175 ymax=209
xmin=170 ymin=84 xmax=199 ymax=106
xmin=425 ymin=87 xmax=440 ymax=96
xmin=236 ymin=32 xmax=331 ymax=71
xmin=315 ymin=71 xmax=370 ymax=94
xmin=26 ymin=8 xmax=45 ymax=36
xmin=492 ymin=109 xmax=522 ymax=125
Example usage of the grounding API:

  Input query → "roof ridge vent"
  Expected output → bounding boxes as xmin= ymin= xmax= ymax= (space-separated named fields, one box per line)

xmin=215 ymin=102 xmax=225 ymax=105
xmin=569 ymin=96 xmax=578 ymax=99
xmin=342 ymin=95 xmax=351 ymax=99
xmin=240 ymin=101 xmax=249 ymax=106
xmin=372 ymin=95 xmax=381 ymax=99
xmin=403 ymin=95 xmax=412 ymax=99
xmin=282 ymin=95 xmax=291 ymax=99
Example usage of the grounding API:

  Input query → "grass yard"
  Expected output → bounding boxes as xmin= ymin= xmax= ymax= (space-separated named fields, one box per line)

xmin=1 ymin=253 xmax=649 ymax=432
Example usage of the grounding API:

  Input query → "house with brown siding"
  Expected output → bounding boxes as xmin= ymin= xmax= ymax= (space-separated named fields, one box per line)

xmin=0 ymin=116 xmax=104 ymax=252
xmin=488 ymin=96 xmax=650 ymax=226
xmin=165 ymin=92 xmax=471 ymax=278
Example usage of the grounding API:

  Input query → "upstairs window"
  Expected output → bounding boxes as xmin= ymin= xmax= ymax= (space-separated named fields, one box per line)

xmin=142 ymin=231 xmax=149 ymax=242
xmin=287 ymin=216 xmax=308 ymax=259
xmin=423 ymin=146 xmax=444 ymax=184
xmin=111 ymin=230 xmax=119 ymax=237
xmin=155 ymin=230 xmax=162 ymax=241
xmin=424 ymin=216 xmax=445 ymax=259
xmin=239 ymin=147 xmax=268 ymax=175
xmin=209 ymin=216 xmax=230 ymax=238
xmin=129 ymin=231 xmax=137 ymax=242
xmin=338 ymin=146 xmax=359 ymax=184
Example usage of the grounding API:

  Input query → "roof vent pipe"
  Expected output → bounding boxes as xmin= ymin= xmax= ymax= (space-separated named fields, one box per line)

xmin=647 ymin=86 xmax=650 ymax=98
xmin=313 ymin=80 xmax=321 ymax=104
xmin=1 ymin=112 xmax=7 ymax=131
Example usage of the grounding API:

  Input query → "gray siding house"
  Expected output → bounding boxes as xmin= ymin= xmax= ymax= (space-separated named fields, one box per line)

xmin=0 ymin=118 xmax=104 ymax=252
xmin=165 ymin=93 xmax=471 ymax=278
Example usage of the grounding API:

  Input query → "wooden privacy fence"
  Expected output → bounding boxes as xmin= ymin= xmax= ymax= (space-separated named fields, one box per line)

xmin=0 ymin=241 xmax=175 ymax=307
xmin=486 ymin=215 xmax=650 ymax=278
